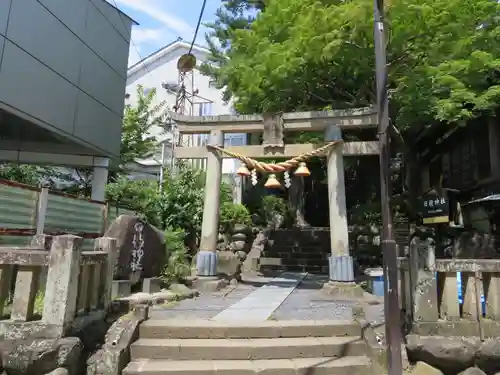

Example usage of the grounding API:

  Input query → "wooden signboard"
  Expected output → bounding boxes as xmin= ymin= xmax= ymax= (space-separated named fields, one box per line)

xmin=421 ymin=192 xmax=450 ymax=225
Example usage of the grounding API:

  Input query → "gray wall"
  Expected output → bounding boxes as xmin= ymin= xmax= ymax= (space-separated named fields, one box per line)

xmin=0 ymin=0 xmax=133 ymax=158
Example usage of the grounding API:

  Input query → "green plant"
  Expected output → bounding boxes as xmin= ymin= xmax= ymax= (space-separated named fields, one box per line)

xmin=253 ymin=195 xmax=287 ymax=227
xmin=219 ymin=202 xmax=252 ymax=233
xmin=161 ymin=228 xmax=192 ymax=284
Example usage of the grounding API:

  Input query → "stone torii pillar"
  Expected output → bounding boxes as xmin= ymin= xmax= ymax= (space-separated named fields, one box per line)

xmin=323 ymin=125 xmax=362 ymax=297
xmin=194 ymin=130 xmax=226 ymax=291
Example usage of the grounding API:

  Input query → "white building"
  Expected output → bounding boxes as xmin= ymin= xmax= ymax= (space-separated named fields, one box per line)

xmin=125 ymin=39 xmax=246 ymax=186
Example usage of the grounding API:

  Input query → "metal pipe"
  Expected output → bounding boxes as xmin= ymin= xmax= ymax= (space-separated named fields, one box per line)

xmin=373 ymin=0 xmax=403 ymax=374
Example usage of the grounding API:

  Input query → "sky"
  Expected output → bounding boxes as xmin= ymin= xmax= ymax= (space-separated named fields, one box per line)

xmin=106 ymin=0 xmax=220 ymax=67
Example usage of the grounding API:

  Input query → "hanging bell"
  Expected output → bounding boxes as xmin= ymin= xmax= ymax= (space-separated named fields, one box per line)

xmin=236 ymin=164 xmax=251 ymax=177
xmin=294 ymin=162 xmax=311 ymax=177
xmin=264 ymin=174 xmax=281 ymax=188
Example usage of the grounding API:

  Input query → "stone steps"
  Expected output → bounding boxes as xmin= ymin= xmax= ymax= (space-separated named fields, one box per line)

xmin=124 ymin=356 xmax=371 ymax=375
xmin=124 ymin=319 xmax=372 ymax=375
xmin=139 ymin=319 xmax=362 ymax=338
xmin=260 ymin=263 xmax=328 ymax=274
xmin=131 ymin=336 xmax=366 ymax=360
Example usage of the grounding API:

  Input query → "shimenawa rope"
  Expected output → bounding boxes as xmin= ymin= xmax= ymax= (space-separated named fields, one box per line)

xmin=206 ymin=140 xmax=343 ymax=173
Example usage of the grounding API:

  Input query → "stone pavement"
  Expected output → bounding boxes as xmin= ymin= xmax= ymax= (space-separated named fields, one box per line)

xmin=150 ymin=272 xmax=385 ymax=325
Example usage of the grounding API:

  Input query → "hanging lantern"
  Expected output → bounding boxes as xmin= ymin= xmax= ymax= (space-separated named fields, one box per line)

xmin=236 ymin=164 xmax=251 ymax=177
xmin=264 ymin=174 xmax=281 ymax=188
xmin=294 ymin=162 xmax=311 ymax=177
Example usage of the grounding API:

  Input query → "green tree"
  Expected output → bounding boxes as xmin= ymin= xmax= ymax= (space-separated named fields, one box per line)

xmin=200 ymin=0 xmax=264 ymax=101
xmin=216 ymin=0 xmax=500 ymax=132
xmin=120 ymin=85 xmax=167 ymax=168
xmin=0 ymin=164 xmax=61 ymax=186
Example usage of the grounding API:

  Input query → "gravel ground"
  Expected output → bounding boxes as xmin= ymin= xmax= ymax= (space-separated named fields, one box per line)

xmin=150 ymin=273 xmax=385 ymax=325
xmin=272 ymin=274 xmax=385 ymax=324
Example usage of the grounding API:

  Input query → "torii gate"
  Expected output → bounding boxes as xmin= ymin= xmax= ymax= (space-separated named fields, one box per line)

xmin=170 ymin=107 xmax=379 ymax=294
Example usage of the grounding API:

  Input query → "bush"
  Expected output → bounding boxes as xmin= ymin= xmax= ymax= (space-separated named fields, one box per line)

xmin=219 ymin=202 xmax=252 ymax=233
xmin=256 ymin=195 xmax=287 ymax=226
xmin=161 ymin=228 xmax=191 ymax=284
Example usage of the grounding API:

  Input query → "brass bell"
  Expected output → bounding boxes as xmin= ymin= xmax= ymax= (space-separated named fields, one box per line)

xmin=236 ymin=164 xmax=251 ymax=177
xmin=294 ymin=162 xmax=311 ymax=177
xmin=264 ymin=174 xmax=281 ymax=188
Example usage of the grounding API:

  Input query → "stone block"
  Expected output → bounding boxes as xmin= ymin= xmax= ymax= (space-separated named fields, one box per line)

xmin=111 ymin=280 xmax=131 ymax=299
xmin=322 ymin=281 xmax=364 ymax=298
xmin=217 ymin=251 xmax=241 ymax=278
xmin=42 ymin=235 xmax=83 ymax=335
xmin=104 ymin=215 xmax=165 ymax=281
xmin=142 ymin=277 xmax=163 ymax=293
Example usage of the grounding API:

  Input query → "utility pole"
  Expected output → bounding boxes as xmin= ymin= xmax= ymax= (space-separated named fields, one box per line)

xmin=373 ymin=0 xmax=403 ymax=374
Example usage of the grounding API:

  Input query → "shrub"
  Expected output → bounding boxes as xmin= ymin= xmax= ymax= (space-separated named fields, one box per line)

xmin=219 ymin=202 xmax=252 ymax=233
xmin=161 ymin=228 xmax=191 ymax=284
xmin=257 ymin=195 xmax=287 ymax=226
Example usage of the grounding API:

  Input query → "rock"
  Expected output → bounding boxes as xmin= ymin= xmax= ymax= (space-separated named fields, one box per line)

xmin=406 ymin=361 xmax=443 ymax=375
xmin=217 ymin=251 xmax=241 ymax=278
xmin=236 ymin=251 xmax=247 ymax=261
xmin=231 ymin=233 xmax=247 ymax=242
xmin=230 ymin=241 xmax=246 ymax=251
xmin=476 ymin=339 xmax=500 ymax=374
xmin=152 ymin=290 xmax=177 ymax=303
xmin=124 ymin=292 xmax=153 ymax=305
xmin=104 ymin=215 xmax=166 ymax=281
xmin=45 ymin=368 xmax=69 ymax=375
xmin=0 ymin=337 xmax=82 ymax=375
xmin=169 ymin=283 xmax=197 ymax=298
xmin=406 ymin=335 xmax=478 ymax=373
xmin=232 ymin=224 xmax=251 ymax=235
xmin=458 ymin=368 xmax=487 ymax=375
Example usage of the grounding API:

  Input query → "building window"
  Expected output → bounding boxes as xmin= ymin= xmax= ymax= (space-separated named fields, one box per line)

xmin=224 ymin=134 xmax=247 ymax=147
xmin=208 ymin=79 xmax=217 ymax=88
xmin=197 ymin=102 xmax=213 ymax=116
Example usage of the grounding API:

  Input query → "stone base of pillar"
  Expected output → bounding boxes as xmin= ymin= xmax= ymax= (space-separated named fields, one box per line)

xmin=195 ymin=251 xmax=228 ymax=292
xmin=323 ymin=255 xmax=363 ymax=298
xmin=196 ymin=251 xmax=217 ymax=276
xmin=322 ymin=281 xmax=364 ymax=298
xmin=192 ymin=276 xmax=228 ymax=292
xmin=328 ymin=255 xmax=355 ymax=282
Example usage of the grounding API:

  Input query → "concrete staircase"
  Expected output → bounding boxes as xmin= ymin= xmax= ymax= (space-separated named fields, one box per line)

xmin=123 ymin=319 xmax=373 ymax=375
xmin=260 ymin=228 xmax=331 ymax=274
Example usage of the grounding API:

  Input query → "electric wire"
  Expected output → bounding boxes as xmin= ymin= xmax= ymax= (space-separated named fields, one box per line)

xmin=188 ymin=0 xmax=208 ymax=54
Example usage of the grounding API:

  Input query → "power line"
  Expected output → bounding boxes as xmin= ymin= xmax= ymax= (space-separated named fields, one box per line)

xmin=189 ymin=0 xmax=207 ymax=54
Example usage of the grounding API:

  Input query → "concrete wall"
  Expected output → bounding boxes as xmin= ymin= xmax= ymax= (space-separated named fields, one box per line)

xmin=0 ymin=0 xmax=133 ymax=158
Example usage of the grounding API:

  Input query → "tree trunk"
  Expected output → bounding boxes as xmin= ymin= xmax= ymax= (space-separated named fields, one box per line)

xmin=288 ymin=175 xmax=309 ymax=228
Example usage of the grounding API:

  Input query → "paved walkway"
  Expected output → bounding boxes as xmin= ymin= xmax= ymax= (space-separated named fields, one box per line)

xmin=213 ymin=273 xmax=306 ymax=321
xmin=150 ymin=272 xmax=384 ymax=324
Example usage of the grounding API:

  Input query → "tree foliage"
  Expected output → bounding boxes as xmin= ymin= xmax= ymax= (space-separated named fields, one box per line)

xmin=200 ymin=0 xmax=265 ymax=102
xmin=212 ymin=0 xmax=500 ymax=134
xmin=120 ymin=85 xmax=167 ymax=168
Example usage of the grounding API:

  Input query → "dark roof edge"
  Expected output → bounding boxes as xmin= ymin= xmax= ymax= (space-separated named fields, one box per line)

xmin=101 ymin=0 xmax=139 ymax=25
xmin=127 ymin=38 xmax=209 ymax=72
